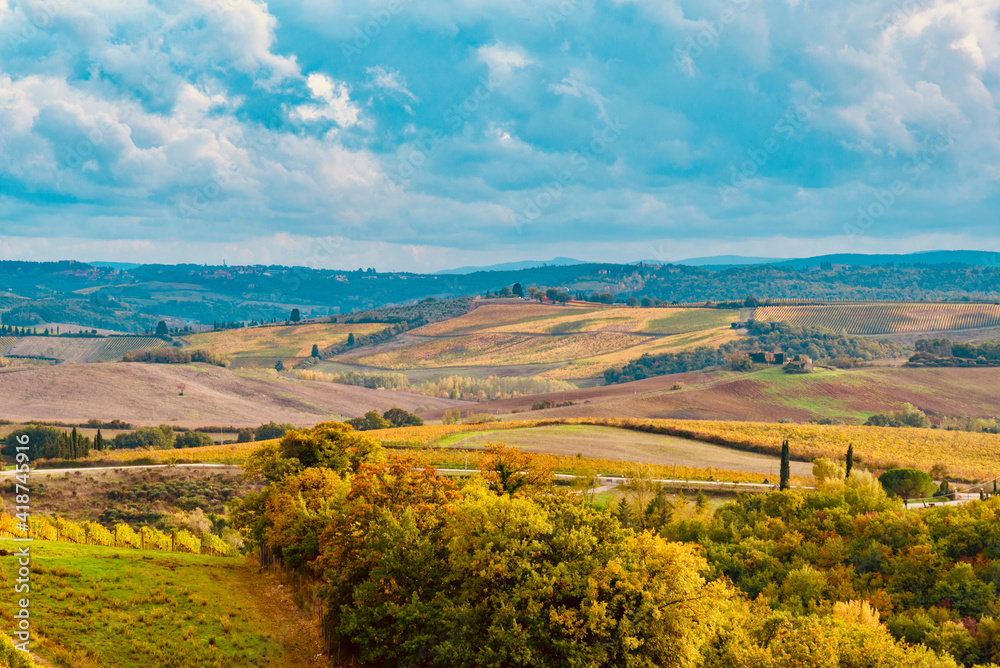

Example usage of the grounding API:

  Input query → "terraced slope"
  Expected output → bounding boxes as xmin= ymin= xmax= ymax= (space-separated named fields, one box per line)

xmin=752 ymin=303 xmax=1000 ymax=335
xmin=338 ymin=302 xmax=739 ymax=380
xmin=4 ymin=336 xmax=166 ymax=362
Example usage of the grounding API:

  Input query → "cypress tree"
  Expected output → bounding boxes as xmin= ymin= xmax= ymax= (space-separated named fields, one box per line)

xmin=845 ymin=443 xmax=854 ymax=478
xmin=779 ymin=439 xmax=791 ymax=491
xmin=95 ymin=429 xmax=104 ymax=451
xmin=616 ymin=497 xmax=633 ymax=529
xmin=71 ymin=427 xmax=79 ymax=458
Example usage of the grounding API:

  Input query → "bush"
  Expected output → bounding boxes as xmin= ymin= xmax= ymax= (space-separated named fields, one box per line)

xmin=865 ymin=403 xmax=931 ymax=428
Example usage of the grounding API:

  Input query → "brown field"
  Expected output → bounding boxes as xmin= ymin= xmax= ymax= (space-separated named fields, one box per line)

xmin=0 ymin=362 xmax=469 ymax=427
xmin=439 ymin=424 xmax=813 ymax=476
xmin=423 ymin=364 xmax=1000 ymax=424
xmin=338 ymin=302 xmax=739 ymax=380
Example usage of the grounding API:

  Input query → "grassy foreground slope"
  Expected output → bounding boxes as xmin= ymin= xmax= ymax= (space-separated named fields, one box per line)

xmin=0 ymin=362 xmax=468 ymax=426
xmin=337 ymin=302 xmax=739 ymax=380
xmin=0 ymin=539 xmax=330 ymax=668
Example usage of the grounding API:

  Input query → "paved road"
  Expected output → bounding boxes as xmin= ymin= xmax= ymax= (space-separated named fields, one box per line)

xmin=0 ymin=463 xmax=239 ymax=476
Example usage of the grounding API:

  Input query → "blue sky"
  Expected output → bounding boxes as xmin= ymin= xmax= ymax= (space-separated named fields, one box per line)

xmin=0 ymin=0 xmax=997 ymax=271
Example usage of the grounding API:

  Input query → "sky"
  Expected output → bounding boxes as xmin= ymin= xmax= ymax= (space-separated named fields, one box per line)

xmin=0 ymin=0 xmax=998 ymax=272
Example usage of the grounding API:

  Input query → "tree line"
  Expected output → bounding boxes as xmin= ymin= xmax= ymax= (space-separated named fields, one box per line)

xmin=604 ymin=321 xmax=905 ymax=384
xmin=226 ymin=423 xmax=980 ymax=666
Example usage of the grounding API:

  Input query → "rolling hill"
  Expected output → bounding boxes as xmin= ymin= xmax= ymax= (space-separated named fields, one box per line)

xmin=426 ymin=364 xmax=1000 ymax=424
xmin=0 ymin=363 xmax=467 ymax=426
xmin=335 ymin=301 xmax=740 ymax=380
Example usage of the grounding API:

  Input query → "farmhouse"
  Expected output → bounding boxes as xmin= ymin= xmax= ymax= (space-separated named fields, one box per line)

xmin=784 ymin=356 xmax=814 ymax=373
xmin=749 ymin=347 xmax=786 ymax=365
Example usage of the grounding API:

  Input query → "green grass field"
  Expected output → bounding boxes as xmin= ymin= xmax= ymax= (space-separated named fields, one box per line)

xmin=0 ymin=539 xmax=329 ymax=668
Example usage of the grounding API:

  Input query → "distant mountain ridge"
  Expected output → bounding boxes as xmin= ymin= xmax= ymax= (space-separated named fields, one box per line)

xmin=436 ymin=257 xmax=587 ymax=275
xmin=668 ymin=250 xmax=1000 ymax=269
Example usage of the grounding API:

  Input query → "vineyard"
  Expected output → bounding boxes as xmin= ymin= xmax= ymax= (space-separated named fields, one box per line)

xmin=0 ymin=513 xmax=236 ymax=556
xmin=2 ymin=336 xmax=166 ymax=363
xmin=751 ymin=302 xmax=1000 ymax=335
xmin=341 ymin=302 xmax=739 ymax=379
xmin=77 ymin=417 xmax=1000 ymax=483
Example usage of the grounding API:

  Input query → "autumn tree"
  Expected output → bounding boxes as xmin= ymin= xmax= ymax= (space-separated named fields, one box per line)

xmin=479 ymin=442 xmax=553 ymax=495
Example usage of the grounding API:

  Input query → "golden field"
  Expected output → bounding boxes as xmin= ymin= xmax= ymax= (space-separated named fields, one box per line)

xmin=185 ymin=322 xmax=387 ymax=366
xmin=340 ymin=303 xmax=739 ymax=379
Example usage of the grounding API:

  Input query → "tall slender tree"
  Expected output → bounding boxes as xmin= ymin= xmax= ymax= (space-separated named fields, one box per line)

xmin=845 ymin=443 xmax=854 ymax=478
xmin=779 ymin=439 xmax=791 ymax=491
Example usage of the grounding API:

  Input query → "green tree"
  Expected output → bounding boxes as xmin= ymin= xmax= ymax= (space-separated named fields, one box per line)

xmin=290 ymin=308 xmax=301 ymax=322
xmin=174 ymin=430 xmax=214 ymax=448
xmin=878 ymin=468 xmax=936 ymax=501
xmin=346 ymin=410 xmax=391 ymax=431
xmin=255 ymin=421 xmax=294 ymax=441
xmin=846 ymin=443 xmax=854 ymax=478
xmin=236 ymin=428 xmax=255 ymax=443
xmin=347 ymin=332 xmax=355 ymax=346
xmin=779 ymin=438 xmax=791 ymax=491
xmin=311 ymin=343 xmax=320 ymax=358
xmin=512 ymin=282 xmax=524 ymax=297
xmin=381 ymin=407 xmax=423 ymax=427
xmin=155 ymin=320 xmax=169 ymax=336
xmin=274 ymin=360 xmax=285 ymax=372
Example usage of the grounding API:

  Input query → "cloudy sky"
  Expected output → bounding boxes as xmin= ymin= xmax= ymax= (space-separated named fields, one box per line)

xmin=0 ymin=0 xmax=997 ymax=271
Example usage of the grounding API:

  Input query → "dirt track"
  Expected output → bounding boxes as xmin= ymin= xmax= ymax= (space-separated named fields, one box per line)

xmin=0 ymin=362 xmax=469 ymax=427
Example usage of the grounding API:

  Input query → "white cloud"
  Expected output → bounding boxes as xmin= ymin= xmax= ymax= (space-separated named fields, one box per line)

xmin=477 ymin=42 xmax=534 ymax=80
xmin=293 ymin=73 xmax=363 ymax=127
xmin=366 ymin=65 xmax=418 ymax=102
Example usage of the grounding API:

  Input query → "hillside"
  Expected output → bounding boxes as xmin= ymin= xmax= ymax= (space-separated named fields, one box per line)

xmin=1 ymin=335 xmax=165 ymax=362
xmin=429 ymin=364 xmax=1000 ymax=424
xmin=0 ymin=363 xmax=467 ymax=426
xmin=752 ymin=302 xmax=1000 ymax=335
xmin=183 ymin=322 xmax=388 ymax=369
xmin=336 ymin=302 xmax=739 ymax=380
xmin=0 ymin=538 xmax=331 ymax=668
